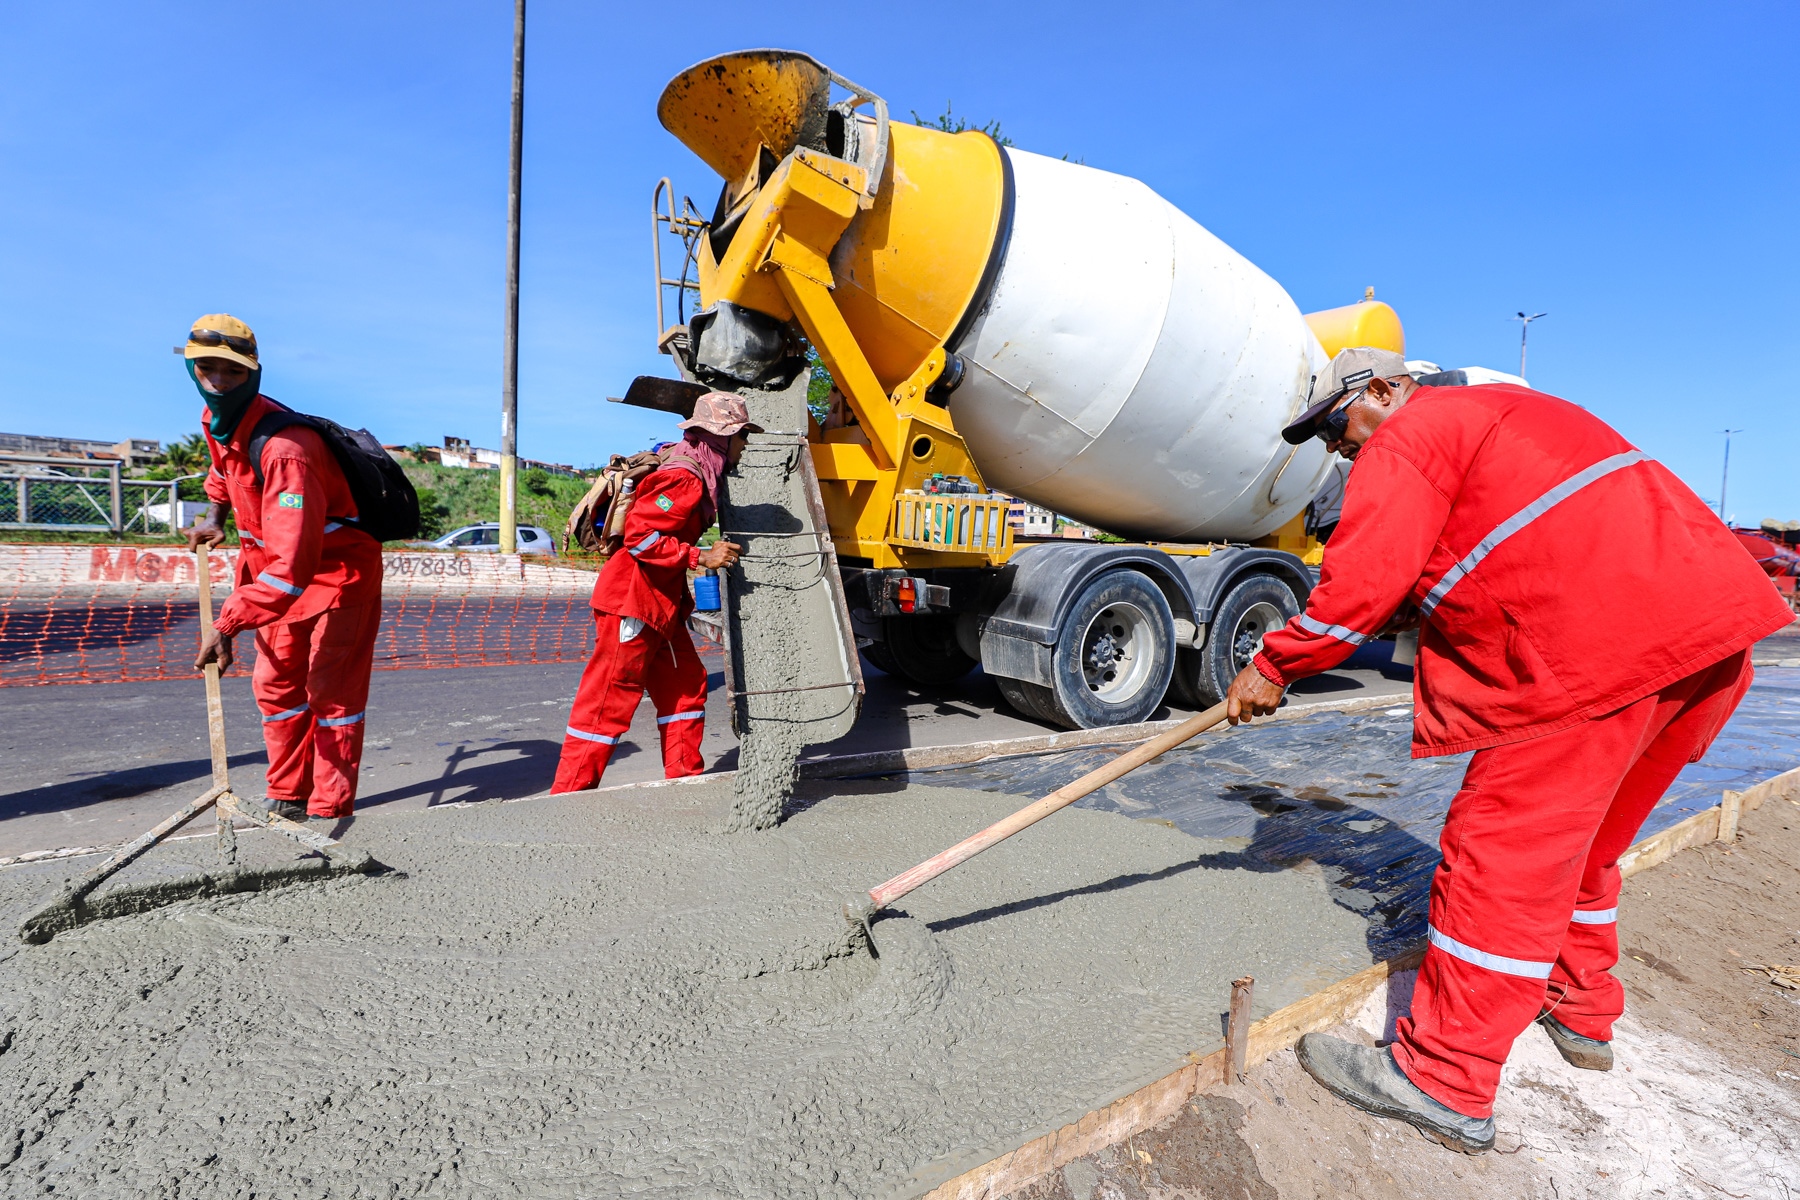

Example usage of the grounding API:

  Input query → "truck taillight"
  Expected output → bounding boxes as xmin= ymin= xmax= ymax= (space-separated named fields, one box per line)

xmin=897 ymin=578 xmax=917 ymax=613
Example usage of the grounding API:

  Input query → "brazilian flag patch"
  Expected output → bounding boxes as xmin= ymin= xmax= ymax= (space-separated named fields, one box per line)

xmin=655 ymin=494 xmax=673 ymax=512
xmin=278 ymin=492 xmax=304 ymax=508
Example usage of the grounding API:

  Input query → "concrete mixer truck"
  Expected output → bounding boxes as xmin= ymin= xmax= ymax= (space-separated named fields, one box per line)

xmin=625 ymin=49 xmax=1414 ymax=730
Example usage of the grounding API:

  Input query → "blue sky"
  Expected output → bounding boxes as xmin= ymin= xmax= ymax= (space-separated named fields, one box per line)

xmin=3 ymin=1 xmax=1794 ymax=521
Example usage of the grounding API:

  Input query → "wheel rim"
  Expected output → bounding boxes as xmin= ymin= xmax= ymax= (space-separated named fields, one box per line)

xmin=1230 ymin=601 xmax=1285 ymax=673
xmin=1080 ymin=601 xmax=1156 ymax=703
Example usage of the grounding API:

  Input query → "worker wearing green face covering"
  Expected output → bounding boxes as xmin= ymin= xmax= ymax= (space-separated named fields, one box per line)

xmin=183 ymin=314 xmax=385 ymax=823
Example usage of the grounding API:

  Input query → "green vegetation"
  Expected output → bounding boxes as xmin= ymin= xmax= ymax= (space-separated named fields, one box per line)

xmin=911 ymin=102 xmax=1013 ymax=147
xmin=402 ymin=463 xmax=595 ymax=543
xmin=805 ymin=345 xmax=834 ymax=427
xmin=1 ymin=528 xmax=189 ymax=546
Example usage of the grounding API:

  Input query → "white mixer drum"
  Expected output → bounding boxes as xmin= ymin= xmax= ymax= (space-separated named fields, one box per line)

xmin=948 ymin=149 xmax=1332 ymax=542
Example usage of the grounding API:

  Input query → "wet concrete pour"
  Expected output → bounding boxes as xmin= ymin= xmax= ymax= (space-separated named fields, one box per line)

xmin=0 ymin=779 xmax=1375 ymax=1199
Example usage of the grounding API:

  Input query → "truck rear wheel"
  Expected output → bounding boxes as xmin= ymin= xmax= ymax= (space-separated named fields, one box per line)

xmin=1176 ymin=573 xmax=1299 ymax=708
xmin=859 ymin=639 xmax=904 ymax=679
xmin=871 ymin=614 xmax=977 ymax=687
xmin=1035 ymin=570 xmax=1175 ymax=730
xmin=995 ymin=676 xmax=1061 ymax=725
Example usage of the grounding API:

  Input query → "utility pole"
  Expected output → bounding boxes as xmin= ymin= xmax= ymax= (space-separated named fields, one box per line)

xmin=499 ymin=0 xmax=525 ymax=553
xmin=1719 ymin=428 xmax=1744 ymax=524
xmin=1511 ymin=311 xmax=1546 ymax=380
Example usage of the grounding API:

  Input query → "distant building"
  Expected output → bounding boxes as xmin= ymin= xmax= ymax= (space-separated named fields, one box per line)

xmin=440 ymin=436 xmax=500 ymax=471
xmin=995 ymin=492 xmax=1057 ymax=537
xmin=397 ymin=436 xmax=578 ymax=477
xmin=0 ymin=432 xmax=161 ymax=470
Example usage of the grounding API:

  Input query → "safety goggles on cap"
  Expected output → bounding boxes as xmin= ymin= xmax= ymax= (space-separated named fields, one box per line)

xmin=188 ymin=328 xmax=258 ymax=356
xmin=1315 ymin=387 xmax=1368 ymax=444
xmin=1280 ymin=346 xmax=1409 ymax=444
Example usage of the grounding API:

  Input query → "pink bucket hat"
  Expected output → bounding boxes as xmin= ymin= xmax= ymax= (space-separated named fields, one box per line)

xmin=678 ymin=391 xmax=765 ymax=438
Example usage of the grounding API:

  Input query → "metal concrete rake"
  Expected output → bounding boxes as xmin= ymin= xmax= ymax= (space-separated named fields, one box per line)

xmin=17 ymin=546 xmax=378 ymax=943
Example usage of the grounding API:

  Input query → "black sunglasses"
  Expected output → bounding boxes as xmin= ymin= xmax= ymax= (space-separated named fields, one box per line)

xmin=1315 ymin=387 xmax=1367 ymax=443
xmin=188 ymin=328 xmax=257 ymax=356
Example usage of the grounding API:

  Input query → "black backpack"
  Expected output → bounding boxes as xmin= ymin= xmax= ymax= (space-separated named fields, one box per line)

xmin=247 ymin=401 xmax=420 ymax=543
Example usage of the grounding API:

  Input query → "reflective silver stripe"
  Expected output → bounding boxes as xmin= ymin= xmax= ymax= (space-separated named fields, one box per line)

xmin=1569 ymin=907 xmax=1618 ymax=925
xmin=241 ymin=534 xmax=264 ymax=547
xmin=323 ymin=521 xmax=343 ymax=534
xmin=257 ymin=570 xmax=304 ymax=596
xmin=317 ymin=711 xmax=364 ymax=727
xmin=629 ymin=530 xmax=661 ymax=556
xmin=656 ymin=711 xmax=705 ymax=726
xmin=1421 ymin=451 xmax=1646 ymax=617
xmin=1296 ymin=612 xmax=1370 ymax=646
xmin=261 ymin=703 xmax=310 ymax=723
xmin=1426 ymin=924 xmax=1554 ymax=979
xmin=565 ymin=726 xmax=619 ymax=745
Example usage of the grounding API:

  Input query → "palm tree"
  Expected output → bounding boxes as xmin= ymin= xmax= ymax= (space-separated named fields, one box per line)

xmin=162 ymin=432 xmax=209 ymax=474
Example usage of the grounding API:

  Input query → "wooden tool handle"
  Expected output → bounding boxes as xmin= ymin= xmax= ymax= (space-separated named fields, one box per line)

xmin=866 ymin=701 xmax=1232 ymax=911
xmin=197 ymin=545 xmax=230 ymax=792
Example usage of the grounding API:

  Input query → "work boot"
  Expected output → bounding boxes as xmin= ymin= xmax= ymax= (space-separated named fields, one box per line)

xmin=1537 ymin=1011 xmax=1613 ymax=1071
xmin=264 ymin=799 xmax=308 ymax=823
xmin=1295 ymin=1033 xmax=1496 ymax=1154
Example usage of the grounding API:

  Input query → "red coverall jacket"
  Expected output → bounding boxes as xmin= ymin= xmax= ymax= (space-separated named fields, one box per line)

xmin=1254 ymin=384 xmax=1794 ymax=756
xmin=589 ymin=467 xmax=707 ymax=633
xmin=202 ymin=394 xmax=383 ymax=637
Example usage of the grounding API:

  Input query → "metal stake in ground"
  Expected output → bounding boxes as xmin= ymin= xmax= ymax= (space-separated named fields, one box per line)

xmin=843 ymin=701 xmax=1232 ymax=944
xmin=15 ymin=545 xmax=379 ymax=944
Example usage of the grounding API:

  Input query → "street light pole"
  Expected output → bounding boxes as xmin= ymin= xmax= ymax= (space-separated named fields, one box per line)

xmin=499 ymin=0 xmax=525 ymax=554
xmin=1511 ymin=311 xmax=1547 ymax=380
xmin=1719 ymin=428 xmax=1744 ymax=524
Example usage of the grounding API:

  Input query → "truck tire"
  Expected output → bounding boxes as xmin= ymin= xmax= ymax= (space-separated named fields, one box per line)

xmin=1036 ymin=570 xmax=1175 ymax=730
xmin=880 ymin=614 xmax=978 ymax=687
xmin=1178 ymin=573 xmax=1300 ymax=708
xmin=859 ymin=639 xmax=904 ymax=679
xmin=995 ymin=676 xmax=1061 ymax=725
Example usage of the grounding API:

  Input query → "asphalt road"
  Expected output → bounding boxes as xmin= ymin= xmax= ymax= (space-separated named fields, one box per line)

xmin=0 ymin=635 xmax=1417 ymax=860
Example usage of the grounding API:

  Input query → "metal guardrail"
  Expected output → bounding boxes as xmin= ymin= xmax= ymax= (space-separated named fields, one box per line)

xmin=889 ymin=492 xmax=1014 ymax=554
xmin=0 ymin=455 xmax=198 ymax=535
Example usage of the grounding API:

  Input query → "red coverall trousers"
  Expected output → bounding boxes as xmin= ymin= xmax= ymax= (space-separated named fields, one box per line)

xmin=1391 ymin=649 xmax=1754 ymax=1117
xmin=551 ymin=611 xmax=709 ymax=793
xmin=251 ymin=600 xmax=381 ymax=819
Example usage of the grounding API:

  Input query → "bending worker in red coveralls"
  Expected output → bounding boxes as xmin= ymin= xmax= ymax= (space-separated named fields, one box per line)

xmin=1227 ymin=347 xmax=1794 ymax=1154
xmin=183 ymin=314 xmax=385 ymax=824
xmin=551 ymin=393 xmax=759 ymax=793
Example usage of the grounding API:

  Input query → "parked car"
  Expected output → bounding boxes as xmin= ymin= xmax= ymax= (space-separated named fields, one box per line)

xmin=430 ymin=523 xmax=559 ymax=555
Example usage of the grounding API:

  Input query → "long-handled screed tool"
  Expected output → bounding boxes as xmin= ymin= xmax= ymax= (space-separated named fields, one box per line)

xmin=843 ymin=701 xmax=1231 ymax=948
xmin=17 ymin=545 xmax=379 ymax=944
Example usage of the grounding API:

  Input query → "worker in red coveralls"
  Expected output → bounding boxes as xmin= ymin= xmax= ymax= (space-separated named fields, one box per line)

xmin=182 ymin=314 xmax=384 ymax=824
xmin=551 ymin=393 xmax=759 ymax=793
xmin=1227 ymin=347 xmax=1794 ymax=1153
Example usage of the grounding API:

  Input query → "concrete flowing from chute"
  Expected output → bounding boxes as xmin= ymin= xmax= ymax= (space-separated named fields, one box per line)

xmin=720 ymin=375 xmax=857 ymax=834
xmin=0 ymin=779 xmax=1376 ymax=1199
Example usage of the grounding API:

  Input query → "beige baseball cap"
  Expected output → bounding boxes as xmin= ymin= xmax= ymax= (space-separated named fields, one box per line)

xmin=1282 ymin=346 xmax=1410 ymax=444
xmin=678 ymin=391 xmax=765 ymax=437
xmin=182 ymin=314 xmax=259 ymax=370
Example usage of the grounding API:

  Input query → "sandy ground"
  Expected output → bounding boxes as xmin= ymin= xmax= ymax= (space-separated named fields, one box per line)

xmin=1016 ymin=786 xmax=1800 ymax=1200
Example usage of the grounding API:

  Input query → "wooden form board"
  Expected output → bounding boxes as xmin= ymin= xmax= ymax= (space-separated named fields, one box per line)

xmin=912 ymin=763 xmax=1800 ymax=1200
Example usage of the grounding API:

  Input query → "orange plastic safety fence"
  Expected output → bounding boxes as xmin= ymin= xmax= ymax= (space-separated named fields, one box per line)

xmin=1 ymin=544 xmax=608 ymax=687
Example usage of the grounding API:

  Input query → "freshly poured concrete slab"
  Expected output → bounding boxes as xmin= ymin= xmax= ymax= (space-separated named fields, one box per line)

xmin=887 ymin=666 xmax=1800 ymax=959
xmin=0 ymin=779 xmax=1376 ymax=1199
